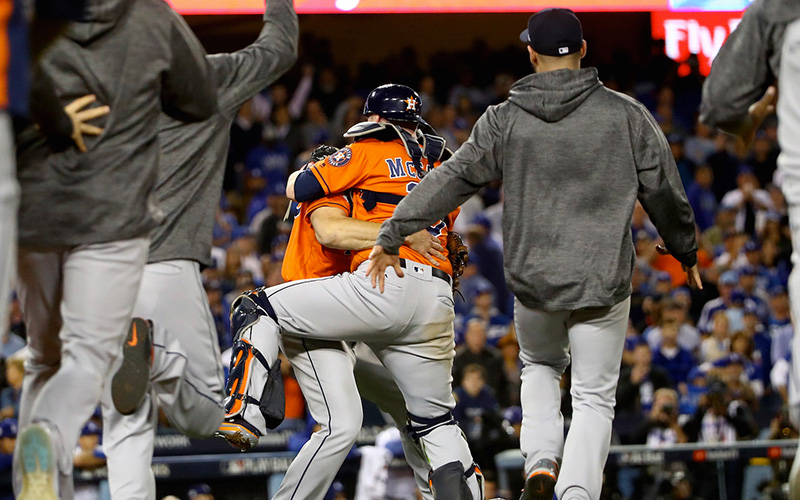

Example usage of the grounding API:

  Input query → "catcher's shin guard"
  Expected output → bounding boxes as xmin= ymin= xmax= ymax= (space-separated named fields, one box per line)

xmin=217 ymin=293 xmax=284 ymax=451
xmin=429 ymin=461 xmax=485 ymax=500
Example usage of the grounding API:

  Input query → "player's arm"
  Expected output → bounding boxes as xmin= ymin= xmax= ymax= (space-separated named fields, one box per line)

xmin=633 ymin=104 xmax=701 ymax=288
xmin=160 ymin=5 xmax=217 ymax=122
xmin=209 ymin=0 xmax=298 ymax=118
xmin=288 ymin=146 xmax=367 ymax=202
xmin=374 ymin=105 xmax=504 ymax=255
xmin=699 ymin=1 xmax=776 ymax=144
xmin=310 ymin=207 xmax=444 ymax=264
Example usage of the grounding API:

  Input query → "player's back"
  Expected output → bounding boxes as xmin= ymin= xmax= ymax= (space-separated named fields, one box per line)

xmin=308 ymin=137 xmax=455 ymax=273
xmin=16 ymin=0 xmax=215 ymax=248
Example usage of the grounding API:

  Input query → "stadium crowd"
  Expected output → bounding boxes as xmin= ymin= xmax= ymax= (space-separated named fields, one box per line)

xmin=1 ymin=36 xmax=797 ymax=500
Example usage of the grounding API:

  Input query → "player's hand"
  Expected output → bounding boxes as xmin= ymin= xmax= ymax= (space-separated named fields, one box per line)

xmin=743 ymin=85 xmax=777 ymax=148
xmin=366 ymin=245 xmax=403 ymax=293
xmin=655 ymin=245 xmax=703 ymax=290
xmin=64 ymin=94 xmax=109 ymax=153
xmin=405 ymin=230 xmax=445 ymax=266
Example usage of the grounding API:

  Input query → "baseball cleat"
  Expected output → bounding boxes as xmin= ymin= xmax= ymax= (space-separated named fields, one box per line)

xmin=519 ymin=458 xmax=559 ymax=500
xmin=111 ymin=317 xmax=152 ymax=415
xmin=17 ymin=424 xmax=58 ymax=500
xmin=216 ymin=417 xmax=261 ymax=451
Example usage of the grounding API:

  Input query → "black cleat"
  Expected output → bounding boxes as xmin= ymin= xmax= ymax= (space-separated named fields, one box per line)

xmin=519 ymin=459 xmax=558 ymax=500
xmin=111 ymin=317 xmax=152 ymax=415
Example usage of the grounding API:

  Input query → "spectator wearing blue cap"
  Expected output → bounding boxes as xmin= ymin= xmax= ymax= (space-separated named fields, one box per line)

xmin=697 ymin=270 xmax=739 ymax=333
xmin=686 ymin=165 xmax=717 ymax=231
xmin=187 ymin=483 xmax=214 ymax=500
xmin=465 ymin=214 xmax=511 ymax=315
xmin=651 ymin=313 xmax=696 ymax=387
xmin=738 ymin=265 xmax=769 ymax=319
xmin=768 ymin=286 xmax=793 ymax=367
xmin=742 ymin=302 xmax=772 ymax=389
xmin=455 ymin=254 xmax=495 ymax=317
xmin=0 ymin=418 xmax=16 ymax=470
xmin=729 ymin=334 xmax=765 ymax=399
xmin=464 ymin=283 xmax=512 ymax=346
xmin=720 ymin=166 xmax=774 ymax=237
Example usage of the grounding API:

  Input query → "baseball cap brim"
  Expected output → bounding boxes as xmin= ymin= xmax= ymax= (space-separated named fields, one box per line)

xmin=519 ymin=29 xmax=530 ymax=44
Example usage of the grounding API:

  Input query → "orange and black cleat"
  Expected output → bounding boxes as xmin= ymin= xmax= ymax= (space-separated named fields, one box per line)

xmin=519 ymin=458 xmax=559 ymax=500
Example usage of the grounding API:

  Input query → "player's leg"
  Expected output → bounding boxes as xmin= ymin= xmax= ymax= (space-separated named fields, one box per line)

xmin=18 ymin=237 xmax=149 ymax=499
xmin=144 ymin=260 xmax=225 ymax=436
xmin=352 ymin=343 xmax=433 ymax=500
xmin=272 ymin=336 xmax=362 ymax=500
xmin=778 ymin=19 xmax=800 ymax=500
xmin=14 ymin=247 xmax=65 ymax=499
xmin=0 ymin=112 xmax=17 ymax=338
xmin=556 ymin=298 xmax=629 ymax=500
xmin=514 ymin=297 xmax=571 ymax=500
xmin=101 ymin=388 xmax=157 ymax=500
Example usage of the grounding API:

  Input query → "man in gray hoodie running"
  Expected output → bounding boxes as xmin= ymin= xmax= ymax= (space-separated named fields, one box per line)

xmin=700 ymin=0 xmax=800 ymax=496
xmin=368 ymin=8 xmax=700 ymax=500
xmin=14 ymin=0 xmax=215 ymax=498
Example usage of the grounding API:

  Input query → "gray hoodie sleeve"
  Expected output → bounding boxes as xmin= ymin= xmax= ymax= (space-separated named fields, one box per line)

xmin=633 ymin=104 xmax=698 ymax=268
xmin=209 ymin=0 xmax=298 ymax=119
xmin=160 ymin=7 xmax=217 ymax=122
xmin=700 ymin=0 xmax=775 ymax=135
xmin=376 ymin=105 xmax=504 ymax=254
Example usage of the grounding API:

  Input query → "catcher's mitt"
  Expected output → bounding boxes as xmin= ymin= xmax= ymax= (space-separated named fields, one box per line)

xmin=446 ymin=231 xmax=469 ymax=292
xmin=310 ymin=144 xmax=339 ymax=162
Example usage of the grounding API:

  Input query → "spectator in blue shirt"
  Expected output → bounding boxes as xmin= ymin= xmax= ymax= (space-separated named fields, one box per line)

xmin=453 ymin=364 xmax=500 ymax=443
xmin=686 ymin=165 xmax=717 ymax=231
xmin=466 ymin=214 xmax=511 ymax=315
xmin=698 ymin=270 xmax=739 ymax=333
xmin=738 ymin=265 xmax=769 ymax=320
xmin=0 ymin=356 xmax=23 ymax=420
xmin=652 ymin=316 xmax=696 ymax=387
xmin=768 ymin=286 xmax=793 ymax=366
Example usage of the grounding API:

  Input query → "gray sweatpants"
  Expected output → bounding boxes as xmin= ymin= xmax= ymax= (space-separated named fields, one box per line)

xmin=777 ymin=18 xmax=800 ymax=498
xmin=101 ymin=259 xmax=225 ymax=500
xmin=254 ymin=261 xmax=478 ymax=498
xmin=0 ymin=113 xmax=17 ymax=339
xmin=15 ymin=237 xmax=150 ymax=499
xmin=515 ymin=297 xmax=629 ymax=500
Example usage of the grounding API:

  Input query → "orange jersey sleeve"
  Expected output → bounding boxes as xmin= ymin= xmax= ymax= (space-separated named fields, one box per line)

xmin=281 ymin=194 xmax=353 ymax=282
xmin=309 ymin=144 xmax=371 ymax=196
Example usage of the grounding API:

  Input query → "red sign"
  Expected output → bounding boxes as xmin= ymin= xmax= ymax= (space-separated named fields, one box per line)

xmin=651 ymin=11 xmax=744 ymax=75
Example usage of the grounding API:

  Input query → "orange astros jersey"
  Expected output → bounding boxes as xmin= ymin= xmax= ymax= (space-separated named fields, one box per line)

xmin=309 ymin=137 xmax=459 ymax=274
xmin=281 ymin=194 xmax=353 ymax=282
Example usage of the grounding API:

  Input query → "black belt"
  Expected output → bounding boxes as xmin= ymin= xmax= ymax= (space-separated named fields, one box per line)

xmin=399 ymin=258 xmax=451 ymax=286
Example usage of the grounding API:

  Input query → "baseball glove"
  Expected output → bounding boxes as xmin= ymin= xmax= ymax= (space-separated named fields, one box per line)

xmin=446 ymin=231 xmax=469 ymax=292
xmin=310 ymin=144 xmax=339 ymax=162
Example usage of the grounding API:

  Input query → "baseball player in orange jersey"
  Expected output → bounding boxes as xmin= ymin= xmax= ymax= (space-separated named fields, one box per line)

xmin=217 ymin=84 xmax=485 ymax=499
xmin=226 ymin=185 xmax=439 ymax=499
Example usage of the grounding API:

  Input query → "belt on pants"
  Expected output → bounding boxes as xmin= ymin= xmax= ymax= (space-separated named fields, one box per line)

xmin=398 ymin=258 xmax=452 ymax=286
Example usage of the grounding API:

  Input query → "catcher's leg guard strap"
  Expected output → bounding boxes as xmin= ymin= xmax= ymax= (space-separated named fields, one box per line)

xmin=223 ymin=338 xmax=285 ymax=434
xmin=407 ymin=411 xmax=457 ymax=441
xmin=428 ymin=461 xmax=475 ymax=500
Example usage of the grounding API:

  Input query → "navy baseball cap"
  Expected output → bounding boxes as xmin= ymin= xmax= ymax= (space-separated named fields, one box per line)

xmin=0 ymin=419 xmax=17 ymax=439
xmin=520 ymin=8 xmax=584 ymax=57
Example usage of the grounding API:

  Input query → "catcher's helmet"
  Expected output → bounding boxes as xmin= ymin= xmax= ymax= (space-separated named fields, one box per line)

xmin=363 ymin=84 xmax=422 ymax=123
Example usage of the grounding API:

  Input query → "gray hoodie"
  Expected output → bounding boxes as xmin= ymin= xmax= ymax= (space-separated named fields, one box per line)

xmin=699 ymin=0 xmax=799 ymax=133
xmin=377 ymin=67 xmax=698 ymax=311
xmin=148 ymin=0 xmax=298 ymax=266
xmin=17 ymin=0 xmax=216 ymax=247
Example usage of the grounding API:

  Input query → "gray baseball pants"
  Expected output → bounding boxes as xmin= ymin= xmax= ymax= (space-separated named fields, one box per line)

xmin=515 ymin=296 xmax=629 ymax=500
xmin=15 ymin=237 xmax=150 ymax=499
xmin=254 ymin=261 xmax=479 ymax=498
xmin=0 ymin=113 xmax=17 ymax=339
xmin=272 ymin=338 xmax=432 ymax=500
xmin=101 ymin=259 xmax=225 ymax=500
xmin=776 ymin=18 xmax=800 ymax=498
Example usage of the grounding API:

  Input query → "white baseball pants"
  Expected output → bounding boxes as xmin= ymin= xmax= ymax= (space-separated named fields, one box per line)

xmin=15 ymin=237 xmax=150 ymax=499
xmin=515 ymin=296 xmax=629 ymax=500
xmin=101 ymin=259 xmax=225 ymax=500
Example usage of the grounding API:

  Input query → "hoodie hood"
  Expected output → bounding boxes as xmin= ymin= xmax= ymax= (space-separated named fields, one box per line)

xmin=764 ymin=0 xmax=800 ymax=24
xmin=66 ymin=0 xmax=135 ymax=44
xmin=508 ymin=67 xmax=601 ymax=123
